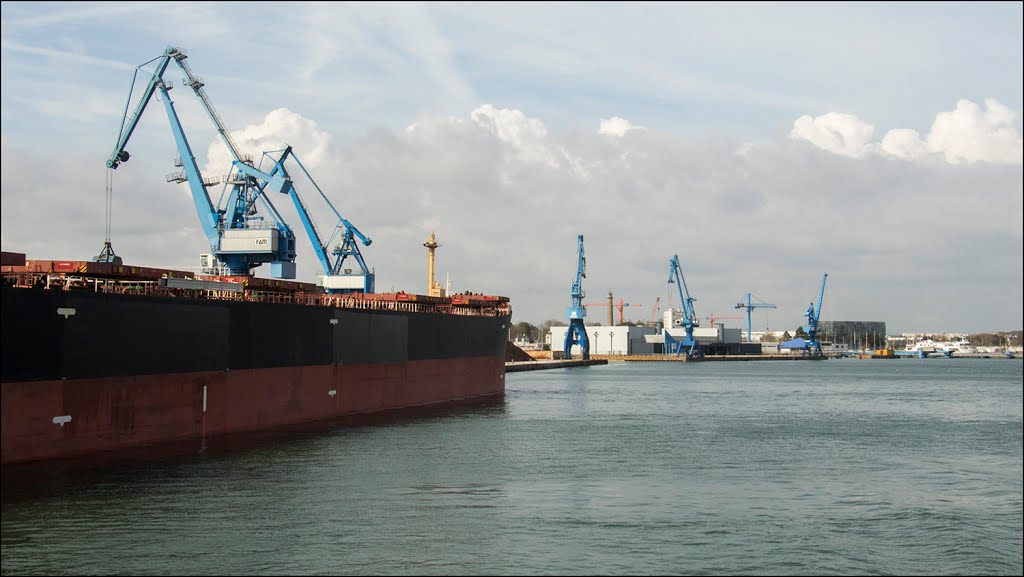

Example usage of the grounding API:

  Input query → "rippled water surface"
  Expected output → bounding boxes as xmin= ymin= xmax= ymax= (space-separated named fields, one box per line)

xmin=2 ymin=358 xmax=1021 ymax=575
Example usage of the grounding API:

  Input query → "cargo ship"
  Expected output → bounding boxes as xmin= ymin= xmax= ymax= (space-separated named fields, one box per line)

xmin=1 ymin=252 xmax=512 ymax=466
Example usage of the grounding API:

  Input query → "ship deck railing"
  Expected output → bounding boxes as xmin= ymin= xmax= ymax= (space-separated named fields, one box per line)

xmin=2 ymin=271 xmax=511 ymax=318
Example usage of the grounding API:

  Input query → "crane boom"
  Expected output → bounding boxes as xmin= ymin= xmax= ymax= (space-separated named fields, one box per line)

xmin=666 ymin=255 xmax=703 ymax=358
xmin=107 ymin=54 xmax=172 ymax=170
xmin=564 ymin=235 xmax=590 ymax=360
xmin=647 ymin=296 xmax=661 ymax=326
xmin=814 ymin=273 xmax=827 ymax=322
xmin=173 ymin=48 xmax=246 ymax=163
xmin=105 ymin=46 xmax=298 ymax=278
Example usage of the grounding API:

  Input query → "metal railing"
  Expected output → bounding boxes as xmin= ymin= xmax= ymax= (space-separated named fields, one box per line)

xmin=3 ymin=271 xmax=511 ymax=318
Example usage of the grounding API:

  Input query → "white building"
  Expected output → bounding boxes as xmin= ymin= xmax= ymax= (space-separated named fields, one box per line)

xmin=646 ymin=308 xmax=743 ymax=345
xmin=549 ymin=324 xmax=659 ymax=356
xmin=748 ymin=330 xmax=790 ymax=343
xmin=549 ymin=308 xmax=762 ymax=357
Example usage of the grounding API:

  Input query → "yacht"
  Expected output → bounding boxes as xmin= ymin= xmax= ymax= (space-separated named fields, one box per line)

xmin=937 ymin=335 xmax=976 ymax=355
xmin=903 ymin=339 xmax=952 ymax=357
xmin=906 ymin=339 xmax=939 ymax=353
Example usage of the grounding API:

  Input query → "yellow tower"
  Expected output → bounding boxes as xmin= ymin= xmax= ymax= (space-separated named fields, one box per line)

xmin=423 ymin=231 xmax=445 ymax=297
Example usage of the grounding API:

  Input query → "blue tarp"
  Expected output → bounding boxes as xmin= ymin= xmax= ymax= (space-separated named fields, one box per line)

xmin=778 ymin=337 xmax=809 ymax=349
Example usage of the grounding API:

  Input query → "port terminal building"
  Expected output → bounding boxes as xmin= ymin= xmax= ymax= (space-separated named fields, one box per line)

xmin=549 ymin=309 xmax=761 ymax=356
xmin=818 ymin=321 xmax=888 ymax=349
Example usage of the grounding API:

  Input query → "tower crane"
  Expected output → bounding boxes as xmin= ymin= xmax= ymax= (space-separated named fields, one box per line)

xmin=735 ymin=292 xmax=777 ymax=342
xmin=257 ymin=147 xmax=374 ymax=292
xmin=705 ymin=314 xmax=744 ymax=327
xmin=804 ymin=273 xmax=829 ymax=357
xmin=106 ymin=46 xmax=298 ymax=278
xmin=564 ymin=235 xmax=590 ymax=360
xmin=647 ymin=296 xmax=661 ymax=327
xmin=665 ymin=255 xmax=703 ymax=359
xmin=586 ymin=292 xmax=642 ymax=326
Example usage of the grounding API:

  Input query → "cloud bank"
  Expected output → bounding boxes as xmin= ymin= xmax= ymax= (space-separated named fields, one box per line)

xmin=2 ymin=99 xmax=1022 ymax=334
xmin=791 ymin=98 xmax=1024 ymax=165
xmin=191 ymin=101 xmax=1021 ymax=333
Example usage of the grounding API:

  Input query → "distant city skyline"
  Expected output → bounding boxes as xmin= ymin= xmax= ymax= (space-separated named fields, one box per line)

xmin=1 ymin=2 xmax=1021 ymax=333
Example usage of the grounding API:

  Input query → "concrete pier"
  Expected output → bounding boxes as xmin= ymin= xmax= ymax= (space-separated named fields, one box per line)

xmin=615 ymin=354 xmax=827 ymax=362
xmin=529 ymin=354 xmax=828 ymax=362
xmin=505 ymin=359 xmax=608 ymax=372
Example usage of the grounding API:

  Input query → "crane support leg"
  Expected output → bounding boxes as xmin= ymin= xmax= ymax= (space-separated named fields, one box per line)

xmin=564 ymin=319 xmax=590 ymax=360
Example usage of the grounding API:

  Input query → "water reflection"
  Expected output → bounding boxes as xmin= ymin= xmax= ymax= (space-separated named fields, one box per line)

xmin=1 ymin=396 xmax=508 ymax=504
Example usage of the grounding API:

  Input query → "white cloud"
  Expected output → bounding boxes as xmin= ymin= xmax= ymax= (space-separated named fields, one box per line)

xmin=793 ymin=99 xmax=1023 ymax=166
xmin=789 ymin=112 xmax=876 ymax=158
xmin=470 ymin=104 xmax=558 ymax=168
xmin=925 ymin=98 xmax=1023 ymax=165
xmin=598 ymin=117 xmax=643 ymax=137
xmin=880 ymin=128 xmax=928 ymax=161
xmin=202 ymin=108 xmax=334 ymax=177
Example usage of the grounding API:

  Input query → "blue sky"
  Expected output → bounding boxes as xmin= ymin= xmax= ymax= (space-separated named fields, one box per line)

xmin=2 ymin=1 xmax=1022 ymax=334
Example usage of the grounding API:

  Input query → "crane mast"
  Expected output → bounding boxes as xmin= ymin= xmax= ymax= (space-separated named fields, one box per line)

xmin=105 ymin=46 xmax=298 ymax=278
xmin=666 ymin=255 xmax=703 ymax=359
xmin=564 ymin=235 xmax=590 ymax=360
xmin=804 ymin=273 xmax=829 ymax=356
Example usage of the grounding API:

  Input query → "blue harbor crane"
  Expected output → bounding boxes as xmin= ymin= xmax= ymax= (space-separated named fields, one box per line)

xmin=666 ymin=255 xmax=704 ymax=359
xmin=258 ymin=148 xmax=374 ymax=293
xmin=804 ymin=272 xmax=829 ymax=357
xmin=564 ymin=234 xmax=590 ymax=360
xmin=105 ymin=46 xmax=298 ymax=278
xmin=735 ymin=292 xmax=777 ymax=343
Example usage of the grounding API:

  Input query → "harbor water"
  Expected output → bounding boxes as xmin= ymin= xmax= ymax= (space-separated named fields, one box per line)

xmin=2 ymin=358 xmax=1021 ymax=575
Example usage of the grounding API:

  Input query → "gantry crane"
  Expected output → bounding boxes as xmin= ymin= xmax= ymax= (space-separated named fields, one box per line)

xmin=804 ymin=273 xmax=829 ymax=357
xmin=735 ymin=292 xmax=777 ymax=342
xmin=564 ymin=235 xmax=590 ymax=360
xmin=106 ymin=46 xmax=298 ymax=278
xmin=665 ymin=255 xmax=703 ymax=359
xmin=586 ymin=292 xmax=642 ymax=326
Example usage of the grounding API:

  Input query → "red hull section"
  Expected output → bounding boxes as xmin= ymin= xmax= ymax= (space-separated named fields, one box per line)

xmin=1 ymin=357 xmax=505 ymax=465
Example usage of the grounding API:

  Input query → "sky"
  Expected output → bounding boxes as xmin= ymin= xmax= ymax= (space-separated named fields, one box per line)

xmin=1 ymin=1 xmax=1022 ymax=335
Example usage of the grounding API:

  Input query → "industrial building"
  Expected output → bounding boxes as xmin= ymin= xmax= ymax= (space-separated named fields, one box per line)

xmin=549 ymin=308 xmax=762 ymax=357
xmin=549 ymin=325 xmax=659 ymax=356
xmin=648 ymin=308 xmax=761 ymax=355
xmin=819 ymin=321 xmax=888 ymax=349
